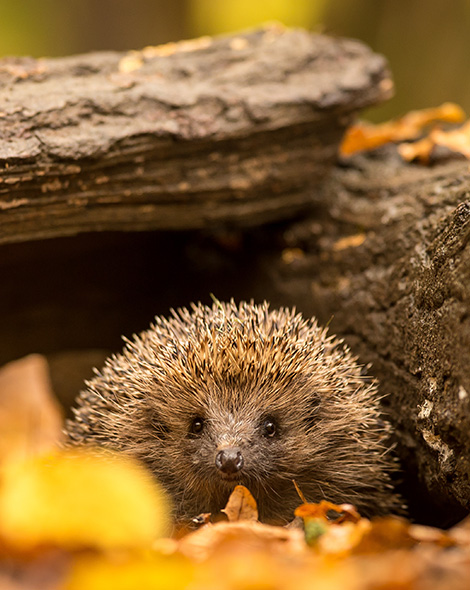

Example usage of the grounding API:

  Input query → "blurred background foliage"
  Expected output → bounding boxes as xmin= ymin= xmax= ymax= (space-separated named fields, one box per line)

xmin=1 ymin=0 xmax=470 ymax=121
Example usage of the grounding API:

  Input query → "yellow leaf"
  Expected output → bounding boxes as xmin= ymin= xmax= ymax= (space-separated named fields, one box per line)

xmin=65 ymin=552 xmax=193 ymax=590
xmin=0 ymin=449 xmax=170 ymax=551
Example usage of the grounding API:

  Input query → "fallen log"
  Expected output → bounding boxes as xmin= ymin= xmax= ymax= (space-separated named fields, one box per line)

xmin=273 ymin=150 xmax=470 ymax=525
xmin=0 ymin=25 xmax=391 ymax=243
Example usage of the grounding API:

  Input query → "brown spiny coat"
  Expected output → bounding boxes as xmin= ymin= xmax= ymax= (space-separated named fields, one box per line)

xmin=65 ymin=301 xmax=401 ymax=523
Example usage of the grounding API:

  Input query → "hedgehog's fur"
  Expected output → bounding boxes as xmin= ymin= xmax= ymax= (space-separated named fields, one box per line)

xmin=66 ymin=300 xmax=401 ymax=523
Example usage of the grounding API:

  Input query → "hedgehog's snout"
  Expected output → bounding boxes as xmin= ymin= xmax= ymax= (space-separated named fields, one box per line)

xmin=215 ymin=447 xmax=244 ymax=476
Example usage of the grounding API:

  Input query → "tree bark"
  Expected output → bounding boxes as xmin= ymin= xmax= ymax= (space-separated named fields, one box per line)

xmin=0 ymin=26 xmax=391 ymax=244
xmin=270 ymin=150 xmax=470 ymax=525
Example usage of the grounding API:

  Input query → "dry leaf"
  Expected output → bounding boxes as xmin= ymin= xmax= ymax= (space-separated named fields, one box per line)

xmin=142 ymin=36 xmax=212 ymax=58
xmin=435 ymin=120 xmax=470 ymax=157
xmin=0 ymin=449 xmax=170 ymax=551
xmin=316 ymin=519 xmax=372 ymax=556
xmin=340 ymin=102 xmax=465 ymax=156
xmin=179 ymin=520 xmax=305 ymax=563
xmin=295 ymin=500 xmax=361 ymax=524
xmin=221 ymin=485 xmax=259 ymax=522
xmin=352 ymin=517 xmax=416 ymax=554
xmin=295 ymin=501 xmax=362 ymax=548
xmin=118 ymin=52 xmax=144 ymax=73
xmin=399 ymin=120 xmax=470 ymax=163
xmin=195 ymin=523 xmax=360 ymax=590
xmin=0 ymin=355 xmax=63 ymax=468
xmin=449 ymin=514 xmax=470 ymax=545
xmin=332 ymin=234 xmax=366 ymax=252
xmin=397 ymin=135 xmax=435 ymax=163
xmin=408 ymin=523 xmax=455 ymax=547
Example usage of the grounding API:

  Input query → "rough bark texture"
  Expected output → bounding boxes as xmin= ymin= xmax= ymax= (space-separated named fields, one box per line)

xmin=270 ymin=151 xmax=470 ymax=525
xmin=0 ymin=26 xmax=391 ymax=243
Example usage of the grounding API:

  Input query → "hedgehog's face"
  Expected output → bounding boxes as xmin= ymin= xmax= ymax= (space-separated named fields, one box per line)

xmin=184 ymin=406 xmax=284 ymax=484
xmin=146 ymin=385 xmax=326 ymax=524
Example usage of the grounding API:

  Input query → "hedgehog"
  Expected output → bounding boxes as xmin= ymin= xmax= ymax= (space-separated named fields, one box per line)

xmin=65 ymin=300 xmax=401 ymax=524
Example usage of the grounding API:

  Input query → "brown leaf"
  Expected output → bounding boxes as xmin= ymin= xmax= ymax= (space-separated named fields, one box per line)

xmin=179 ymin=520 xmax=305 ymax=563
xmin=332 ymin=234 xmax=366 ymax=252
xmin=408 ymin=523 xmax=455 ymax=547
xmin=352 ymin=517 xmax=416 ymax=554
xmin=221 ymin=485 xmax=259 ymax=522
xmin=0 ymin=355 xmax=63 ymax=468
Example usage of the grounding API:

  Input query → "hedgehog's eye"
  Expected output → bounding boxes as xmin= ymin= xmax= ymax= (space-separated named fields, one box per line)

xmin=190 ymin=416 xmax=205 ymax=435
xmin=262 ymin=417 xmax=277 ymax=438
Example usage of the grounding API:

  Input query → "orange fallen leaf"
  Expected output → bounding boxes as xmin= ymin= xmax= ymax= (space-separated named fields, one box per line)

xmin=179 ymin=520 xmax=305 ymax=562
xmin=316 ymin=519 xmax=372 ymax=557
xmin=221 ymin=484 xmax=259 ymax=522
xmin=352 ymin=516 xmax=416 ymax=554
xmin=0 ymin=354 xmax=63 ymax=469
xmin=295 ymin=500 xmax=361 ymax=524
xmin=332 ymin=234 xmax=366 ymax=252
xmin=408 ymin=523 xmax=455 ymax=547
xmin=399 ymin=119 xmax=470 ymax=163
xmin=340 ymin=102 xmax=466 ymax=156
xmin=397 ymin=135 xmax=435 ymax=164
xmin=295 ymin=501 xmax=362 ymax=548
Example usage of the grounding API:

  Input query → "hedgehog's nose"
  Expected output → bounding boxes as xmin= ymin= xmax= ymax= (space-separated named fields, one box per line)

xmin=215 ymin=447 xmax=244 ymax=475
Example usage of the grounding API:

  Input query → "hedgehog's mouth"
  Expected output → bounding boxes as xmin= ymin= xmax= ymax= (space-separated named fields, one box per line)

xmin=218 ymin=472 xmax=242 ymax=483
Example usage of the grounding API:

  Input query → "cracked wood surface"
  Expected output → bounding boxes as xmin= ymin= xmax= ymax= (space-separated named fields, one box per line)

xmin=273 ymin=151 xmax=470 ymax=525
xmin=0 ymin=26 xmax=391 ymax=243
